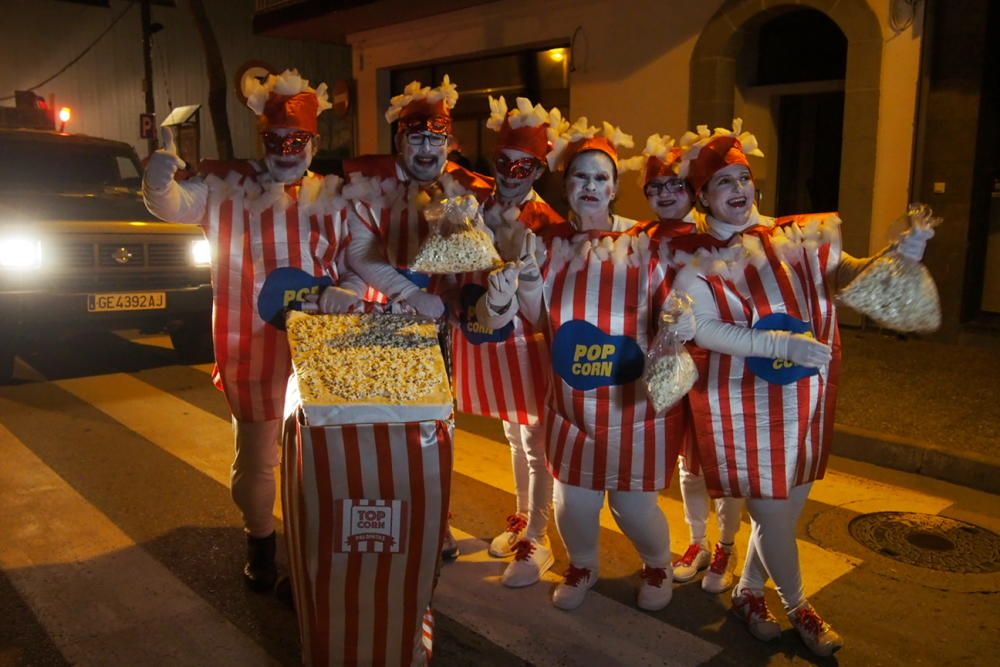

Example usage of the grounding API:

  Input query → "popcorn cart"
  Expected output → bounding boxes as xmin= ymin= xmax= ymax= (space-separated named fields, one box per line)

xmin=282 ymin=312 xmax=454 ymax=666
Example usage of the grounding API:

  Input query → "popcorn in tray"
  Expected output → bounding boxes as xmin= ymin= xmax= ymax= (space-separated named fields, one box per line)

xmin=286 ymin=311 xmax=453 ymax=425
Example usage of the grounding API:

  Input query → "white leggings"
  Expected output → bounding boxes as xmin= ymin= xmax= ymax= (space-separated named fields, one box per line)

xmin=738 ymin=482 xmax=812 ymax=611
xmin=231 ymin=417 xmax=282 ymax=538
xmin=502 ymin=420 xmax=553 ymax=541
xmin=678 ymin=460 xmax=744 ymax=545
xmin=554 ymin=479 xmax=671 ymax=570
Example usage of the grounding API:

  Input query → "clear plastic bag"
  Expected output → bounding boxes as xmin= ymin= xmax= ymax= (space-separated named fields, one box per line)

xmin=643 ymin=293 xmax=699 ymax=413
xmin=838 ymin=203 xmax=942 ymax=334
xmin=410 ymin=194 xmax=503 ymax=274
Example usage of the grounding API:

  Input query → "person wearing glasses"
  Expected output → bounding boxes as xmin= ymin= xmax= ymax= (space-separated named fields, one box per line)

xmin=629 ymin=133 xmax=747 ymax=596
xmin=481 ymin=118 xmax=689 ymax=613
xmin=342 ymin=76 xmax=493 ymax=321
xmin=142 ymin=69 xmax=363 ymax=593
xmin=452 ymin=97 xmax=569 ymax=588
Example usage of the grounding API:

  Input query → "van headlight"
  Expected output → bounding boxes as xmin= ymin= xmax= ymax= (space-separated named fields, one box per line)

xmin=0 ymin=237 xmax=42 ymax=271
xmin=191 ymin=239 xmax=211 ymax=266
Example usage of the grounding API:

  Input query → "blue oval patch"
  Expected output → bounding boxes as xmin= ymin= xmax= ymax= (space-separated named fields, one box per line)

xmin=551 ymin=320 xmax=644 ymax=390
xmin=257 ymin=267 xmax=332 ymax=330
xmin=458 ymin=283 xmax=514 ymax=344
xmin=746 ymin=313 xmax=820 ymax=385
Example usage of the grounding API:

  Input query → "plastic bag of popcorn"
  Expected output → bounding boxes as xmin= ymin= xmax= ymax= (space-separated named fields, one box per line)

xmin=839 ymin=204 xmax=942 ymax=334
xmin=643 ymin=293 xmax=699 ymax=413
xmin=410 ymin=194 xmax=503 ymax=274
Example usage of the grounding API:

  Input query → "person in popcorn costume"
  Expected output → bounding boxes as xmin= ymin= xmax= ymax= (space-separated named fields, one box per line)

xmin=481 ymin=118 xmax=691 ymax=612
xmin=626 ymin=133 xmax=747 ymax=594
xmin=452 ymin=96 xmax=570 ymax=587
xmin=143 ymin=69 xmax=362 ymax=592
xmin=670 ymin=120 xmax=934 ymax=657
xmin=342 ymin=76 xmax=493 ymax=561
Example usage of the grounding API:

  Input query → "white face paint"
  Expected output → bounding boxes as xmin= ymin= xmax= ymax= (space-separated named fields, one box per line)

xmin=397 ymin=132 xmax=449 ymax=184
xmin=645 ymin=175 xmax=693 ymax=221
xmin=494 ymin=147 xmax=543 ymax=205
xmin=700 ymin=163 xmax=756 ymax=227
xmin=262 ymin=127 xmax=316 ymax=185
xmin=565 ymin=150 xmax=617 ymax=220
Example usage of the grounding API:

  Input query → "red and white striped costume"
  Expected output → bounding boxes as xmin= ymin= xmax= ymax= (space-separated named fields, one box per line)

xmin=452 ymin=196 xmax=568 ymax=424
xmin=283 ymin=418 xmax=452 ymax=667
xmin=342 ymin=155 xmax=493 ymax=304
xmin=673 ymin=213 xmax=843 ymax=500
xmin=540 ymin=228 xmax=686 ymax=491
xmin=198 ymin=161 xmax=348 ymax=421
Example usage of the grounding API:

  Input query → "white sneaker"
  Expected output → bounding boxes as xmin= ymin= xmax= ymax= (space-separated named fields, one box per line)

xmin=731 ymin=587 xmax=782 ymax=642
xmin=672 ymin=542 xmax=711 ymax=582
xmin=701 ymin=543 xmax=737 ymax=594
xmin=502 ymin=538 xmax=554 ymax=588
xmin=789 ymin=603 xmax=844 ymax=657
xmin=637 ymin=565 xmax=673 ymax=611
xmin=488 ymin=513 xmax=528 ymax=558
xmin=552 ymin=565 xmax=598 ymax=611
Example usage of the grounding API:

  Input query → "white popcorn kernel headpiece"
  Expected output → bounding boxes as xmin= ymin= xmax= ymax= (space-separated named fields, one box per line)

xmin=244 ymin=69 xmax=332 ymax=130
xmin=385 ymin=75 xmax=459 ymax=126
xmin=678 ymin=118 xmax=764 ymax=192
xmin=547 ymin=116 xmax=636 ymax=172
xmin=487 ymin=95 xmax=562 ymax=163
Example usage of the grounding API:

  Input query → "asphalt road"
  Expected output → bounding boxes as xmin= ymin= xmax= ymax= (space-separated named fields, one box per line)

xmin=1 ymin=332 xmax=998 ymax=666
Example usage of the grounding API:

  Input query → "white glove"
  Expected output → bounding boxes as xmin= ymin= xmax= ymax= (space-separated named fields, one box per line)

xmin=144 ymin=126 xmax=185 ymax=192
xmin=782 ymin=333 xmax=832 ymax=368
xmin=668 ymin=308 xmax=697 ymax=342
xmin=517 ymin=230 xmax=540 ymax=282
xmin=404 ymin=290 xmax=445 ymax=320
xmin=487 ymin=262 xmax=519 ymax=314
xmin=896 ymin=225 xmax=935 ymax=263
xmin=307 ymin=286 xmax=361 ymax=314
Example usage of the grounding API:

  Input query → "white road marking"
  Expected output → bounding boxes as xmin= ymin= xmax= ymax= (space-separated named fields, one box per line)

xmin=436 ymin=527 xmax=723 ymax=667
xmin=0 ymin=421 xmax=280 ymax=667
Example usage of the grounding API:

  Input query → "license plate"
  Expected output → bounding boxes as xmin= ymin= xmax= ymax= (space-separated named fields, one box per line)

xmin=87 ymin=292 xmax=166 ymax=312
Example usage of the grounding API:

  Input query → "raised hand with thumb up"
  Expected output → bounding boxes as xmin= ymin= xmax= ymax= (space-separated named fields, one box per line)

xmin=144 ymin=126 xmax=185 ymax=192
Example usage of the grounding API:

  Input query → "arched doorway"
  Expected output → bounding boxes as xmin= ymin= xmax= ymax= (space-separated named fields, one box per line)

xmin=689 ymin=0 xmax=882 ymax=257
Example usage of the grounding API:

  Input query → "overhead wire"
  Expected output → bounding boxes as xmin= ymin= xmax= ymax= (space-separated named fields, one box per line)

xmin=0 ymin=1 xmax=136 ymax=102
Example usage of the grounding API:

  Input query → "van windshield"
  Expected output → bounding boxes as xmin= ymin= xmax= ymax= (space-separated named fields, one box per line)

xmin=0 ymin=138 xmax=143 ymax=193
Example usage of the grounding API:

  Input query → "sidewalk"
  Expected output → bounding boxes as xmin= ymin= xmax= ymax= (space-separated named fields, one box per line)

xmin=834 ymin=326 xmax=1000 ymax=494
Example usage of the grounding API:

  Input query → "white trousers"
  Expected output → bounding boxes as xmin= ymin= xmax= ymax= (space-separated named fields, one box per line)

xmin=231 ymin=417 xmax=282 ymax=538
xmin=678 ymin=459 xmax=744 ymax=545
xmin=502 ymin=420 xmax=553 ymax=541
xmin=738 ymin=482 xmax=812 ymax=611
xmin=554 ymin=479 xmax=671 ymax=570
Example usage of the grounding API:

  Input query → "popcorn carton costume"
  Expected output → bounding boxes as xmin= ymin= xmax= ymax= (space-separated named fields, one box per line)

xmin=142 ymin=69 xmax=352 ymax=592
xmin=629 ymin=132 xmax=746 ymax=592
xmin=485 ymin=119 xmax=685 ymax=612
xmin=452 ymin=97 xmax=571 ymax=586
xmin=668 ymin=119 xmax=938 ymax=656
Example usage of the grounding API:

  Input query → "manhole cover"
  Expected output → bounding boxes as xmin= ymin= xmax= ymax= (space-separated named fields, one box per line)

xmin=849 ymin=512 xmax=1000 ymax=573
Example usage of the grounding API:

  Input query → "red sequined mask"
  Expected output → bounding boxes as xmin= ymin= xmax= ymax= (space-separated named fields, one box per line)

xmin=262 ymin=131 xmax=314 ymax=156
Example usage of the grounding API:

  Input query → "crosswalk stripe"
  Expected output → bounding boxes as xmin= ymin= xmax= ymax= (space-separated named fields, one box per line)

xmin=0 ymin=421 xmax=280 ymax=666
xmin=453 ymin=427 xmax=863 ymax=599
xmin=436 ymin=527 xmax=723 ymax=667
xmin=55 ymin=373 xmax=282 ymax=522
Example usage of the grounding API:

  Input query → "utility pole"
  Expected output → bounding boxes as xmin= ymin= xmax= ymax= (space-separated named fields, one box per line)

xmin=141 ymin=0 xmax=156 ymax=156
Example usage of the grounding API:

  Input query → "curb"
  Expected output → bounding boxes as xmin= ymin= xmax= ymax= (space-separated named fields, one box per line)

xmin=833 ymin=423 xmax=1000 ymax=496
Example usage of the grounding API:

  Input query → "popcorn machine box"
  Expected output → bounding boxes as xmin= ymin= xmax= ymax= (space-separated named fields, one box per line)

xmin=283 ymin=311 xmax=454 ymax=666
